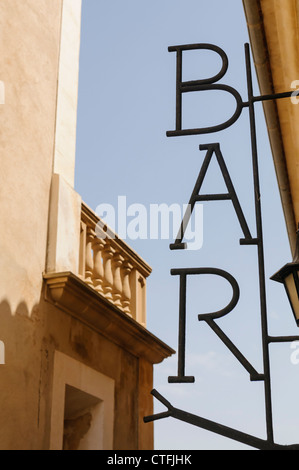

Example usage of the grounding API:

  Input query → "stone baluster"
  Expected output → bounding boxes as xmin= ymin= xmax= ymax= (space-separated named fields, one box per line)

xmin=92 ymin=237 xmax=106 ymax=294
xmin=112 ymin=253 xmax=125 ymax=308
xmin=102 ymin=242 xmax=115 ymax=301
xmin=138 ymin=275 xmax=146 ymax=327
xmin=78 ymin=221 xmax=86 ymax=280
xmin=122 ymin=261 xmax=133 ymax=316
xmin=85 ymin=227 xmax=94 ymax=286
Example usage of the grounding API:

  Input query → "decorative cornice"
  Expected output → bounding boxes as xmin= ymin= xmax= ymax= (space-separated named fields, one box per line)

xmin=43 ymin=271 xmax=175 ymax=364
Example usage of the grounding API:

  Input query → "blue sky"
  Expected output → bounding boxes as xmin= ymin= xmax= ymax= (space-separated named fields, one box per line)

xmin=75 ymin=0 xmax=299 ymax=450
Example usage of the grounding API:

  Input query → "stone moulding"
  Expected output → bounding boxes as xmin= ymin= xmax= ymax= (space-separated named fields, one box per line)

xmin=43 ymin=271 xmax=175 ymax=364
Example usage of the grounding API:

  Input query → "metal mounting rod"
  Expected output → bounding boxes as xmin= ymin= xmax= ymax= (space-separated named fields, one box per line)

xmin=144 ymin=390 xmax=299 ymax=450
xmin=245 ymin=42 xmax=274 ymax=444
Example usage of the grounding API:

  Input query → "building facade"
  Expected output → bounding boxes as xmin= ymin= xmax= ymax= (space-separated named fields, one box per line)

xmin=0 ymin=0 xmax=173 ymax=450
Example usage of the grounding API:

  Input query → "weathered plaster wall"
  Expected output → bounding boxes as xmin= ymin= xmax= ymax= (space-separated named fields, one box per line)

xmin=0 ymin=298 xmax=154 ymax=449
xmin=0 ymin=0 xmax=64 ymax=314
xmin=0 ymin=0 xmax=64 ymax=449
xmin=0 ymin=0 xmax=155 ymax=450
xmin=53 ymin=0 xmax=82 ymax=187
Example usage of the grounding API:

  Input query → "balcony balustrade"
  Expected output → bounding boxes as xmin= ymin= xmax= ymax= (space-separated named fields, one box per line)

xmin=44 ymin=174 xmax=174 ymax=364
xmin=79 ymin=203 xmax=151 ymax=327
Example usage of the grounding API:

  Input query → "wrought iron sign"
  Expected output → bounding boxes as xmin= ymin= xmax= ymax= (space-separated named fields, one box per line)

xmin=144 ymin=42 xmax=299 ymax=450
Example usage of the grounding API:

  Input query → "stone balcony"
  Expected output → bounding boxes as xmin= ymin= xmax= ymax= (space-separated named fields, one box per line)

xmin=43 ymin=174 xmax=173 ymax=364
xmin=78 ymin=202 xmax=151 ymax=326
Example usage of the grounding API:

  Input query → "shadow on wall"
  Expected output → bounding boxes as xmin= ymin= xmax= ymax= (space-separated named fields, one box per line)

xmin=0 ymin=296 xmax=53 ymax=450
xmin=0 ymin=286 xmax=148 ymax=450
xmin=0 ymin=297 xmax=99 ymax=450
xmin=0 ymin=297 xmax=42 ymax=365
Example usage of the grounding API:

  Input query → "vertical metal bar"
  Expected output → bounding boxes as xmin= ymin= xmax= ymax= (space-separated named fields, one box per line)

xmin=245 ymin=43 xmax=274 ymax=444
xmin=169 ymin=273 xmax=194 ymax=383
xmin=176 ymin=49 xmax=182 ymax=131
xmin=178 ymin=273 xmax=186 ymax=376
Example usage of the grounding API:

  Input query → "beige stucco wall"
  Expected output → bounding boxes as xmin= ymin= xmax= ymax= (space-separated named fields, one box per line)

xmin=0 ymin=0 xmax=82 ymax=314
xmin=0 ymin=0 xmax=70 ymax=449
xmin=0 ymin=1 xmax=159 ymax=449
xmin=0 ymin=295 xmax=154 ymax=449
xmin=0 ymin=0 xmax=64 ymax=314
xmin=53 ymin=0 xmax=82 ymax=187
